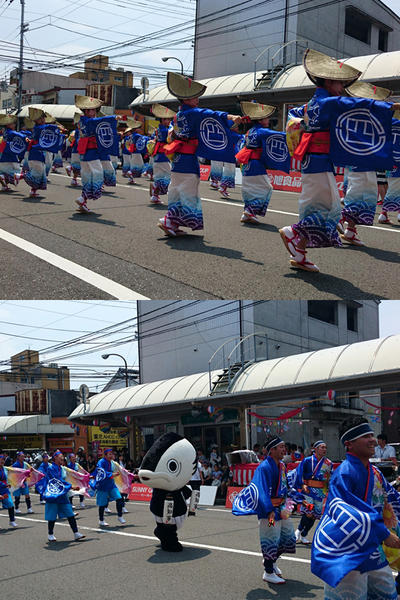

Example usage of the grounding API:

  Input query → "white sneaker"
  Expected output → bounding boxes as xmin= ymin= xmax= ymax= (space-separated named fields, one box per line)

xmin=104 ymin=507 xmax=112 ymax=514
xmin=263 ymin=571 xmax=285 ymax=585
xmin=9 ymin=521 xmax=17 ymax=528
xmin=295 ymin=528 xmax=301 ymax=542
xmin=122 ymin=507 xmax=128 ymax=513
xmin=300 ymin=535 xmax=311 ymax=545
xmin=74 ymin=532 xmax=86 ymax=541
xmin=40 ymin=500 xmax=46 ymax=505
xmin=15 ymin=508 xmax=21 ymax=514
xmin=73 ymin=511 xmax=79 ymax=517
xmin=273 ymin=564 xmax=283 ymax=576
xmin=99 ymin=520 xmax=109 ymax=527
xmin=118 ymin=516 xmax=126 ymax=524
xmin=27 ymin=508 xmax=34 ymax=514
xmin=80 ymin=503 xmax=86 ymax=509
xmin=48 ymin=534 xmax=57 ymax=542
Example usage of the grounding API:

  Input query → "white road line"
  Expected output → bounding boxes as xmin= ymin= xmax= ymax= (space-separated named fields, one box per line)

xmin=0 ymin=514 xmax=311 ymax=565
xmin=0 ymin=226 xmax=149 ymax=300
xmin=54 ymin=173 xmax=400 ymax=235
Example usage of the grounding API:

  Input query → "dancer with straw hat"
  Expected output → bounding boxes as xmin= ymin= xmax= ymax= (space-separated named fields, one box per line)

xmin=149 ymin=103 xmax=176 ymax=204
xmin=158 ymin=72 xmax=242 ymax=236
xmin=280 ymin=49 xmax=362 ymax=272
xmin=23 ymin=107 xmax=48 ymax=198
xmin=236 ymin=101 xmax=276 ymax=224
xmin=0 ymin=114 xmax=23 ymax=192
xmin=337 ymin=82 xmax=392 ymax=246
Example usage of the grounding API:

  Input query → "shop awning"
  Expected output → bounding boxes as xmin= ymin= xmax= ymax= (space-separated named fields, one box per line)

xmin=69 ymin=335 xmax=400 ymax=423
xmin=131 ymin=50 xmax=400 ymax=109
xmin=0 ymin=415 xmax=72 ymax=434
xmin=14 ymin=104 xmax=83 ymax=120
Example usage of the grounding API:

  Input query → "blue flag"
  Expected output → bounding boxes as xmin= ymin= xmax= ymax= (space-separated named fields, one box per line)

xmin=42 ymin=477 xmax=71 ymax=502
xmin=89 ymin=116 xmax=118 ymax=159
xmin=262 ymin=131 xmax=291 ymax=173
xmin=37 ymin=124 xmax=61 ymax=153
xmin=196 ymin=113 xmax=236 ymax=163
xmin=134 ymin=134 xmax=148 ymax=155
xmin=6 ymin=131 xmax=27 ymax=156
xmin=319 ymin=96 xmax=393 ymax=170
xmin=391 ymin=117 xmax=400 ymax=167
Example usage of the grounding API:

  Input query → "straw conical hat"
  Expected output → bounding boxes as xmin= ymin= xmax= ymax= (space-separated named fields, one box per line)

xmin=73 ymin=111 xmax=82 ymax=124
xmin=151 ymin=103 xmax=176 ymax=119
xmin=303 ymin=49 xmax=361 ymax=86
xmin=125 ymin=118 xmax=142 ymax=129
xmin=44 ymin=113 xmax=56 ymax=124
xmin=0 ymin=114 xmax=17 ymax=126
xmin=23 ymin=117 xmax=34 ymax=129
xmin=240 ymin=101 xmax=276 ymax=120
xmin=28 ymin=107 xmax=45 ymax=121
xmin=166 ymin=72 xmax=206 ymax=100
xmin=74 ymin=94 xmax=103 ymax=110
xmin=346 ymin=81 xmax=391 ymax=101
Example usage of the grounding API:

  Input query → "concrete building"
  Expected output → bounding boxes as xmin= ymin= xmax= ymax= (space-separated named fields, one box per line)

xmin=137 ymin=301 xmax=380 ymax=459
xmin=9 ymin=69 xmax=90 ymax=107
xmin=70 ymin=55 xmax=133 ymax=87
xmin=194 ymin=0 xmax=400 ymax=79
xmin=0 ymin=349 xmax=70 ymax=391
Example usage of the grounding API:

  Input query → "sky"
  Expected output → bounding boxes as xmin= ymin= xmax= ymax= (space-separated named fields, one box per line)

xmin=0 ymin=300 xmax=399 ymax=394
xmin=0 ymin=0 xmax=398 ymax=89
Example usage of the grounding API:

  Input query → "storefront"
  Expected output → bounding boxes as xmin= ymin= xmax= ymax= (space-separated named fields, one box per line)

xmin=182 ymin=409 xmax=240 ymax=455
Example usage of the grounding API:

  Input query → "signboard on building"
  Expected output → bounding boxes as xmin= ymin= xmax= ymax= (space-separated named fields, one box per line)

xmin=267 ymin=170 xmax=345 ymax=198
xmin=88 ymin=426 xmax=128 ymax=450
xmin=1 ymin=435 xmax=43 ymax=450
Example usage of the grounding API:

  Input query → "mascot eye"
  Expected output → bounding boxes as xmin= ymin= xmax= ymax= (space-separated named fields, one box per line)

xmin=167 ymin=459 xmax=179 ymax=473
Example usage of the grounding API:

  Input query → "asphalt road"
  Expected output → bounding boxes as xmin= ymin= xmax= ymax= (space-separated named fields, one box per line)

xmin=0 ymin=494 xmax=325 ymax=600
xmin=0 ymin=171 xmax=399 ymax=299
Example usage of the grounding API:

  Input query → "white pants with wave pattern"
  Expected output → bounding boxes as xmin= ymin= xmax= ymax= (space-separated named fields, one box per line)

xmin=324 ymin=565 xmax=397 ymax=600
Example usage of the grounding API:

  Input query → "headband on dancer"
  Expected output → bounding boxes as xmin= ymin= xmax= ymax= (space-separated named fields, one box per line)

xmin=16 ymin=451 xmax=25 ymax=456
xmin=340 ymin=422 xmax=374 ymax=445
xmin=104 ymin=448 xmax=113 ymax=454
xmin=265 ymin=437 xmax=284 ymax=453
xmin=0 ymin=454 xmax=5 ymax=459
xmin=313 ymin=440 xmax=325 ymax=449
xmin=53 ymin=450 xmax=63 ymax=458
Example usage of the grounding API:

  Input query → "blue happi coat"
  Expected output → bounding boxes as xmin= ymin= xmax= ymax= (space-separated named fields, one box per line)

xmin=311 ymin=453 xmax=400 ymax=587
xmin=232 ymin=456 xmax=289 ymax=520
xmin=92 ymin=457 xmax=116 ymax=492
xmin=40 ymin=463 xmax=71 ymax=503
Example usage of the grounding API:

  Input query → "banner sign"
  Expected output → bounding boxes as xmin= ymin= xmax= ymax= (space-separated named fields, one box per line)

xmin=267 ymin=170 xmax=345 ymax=197
xmin=225 ymin=486 xmax=243 ymax=509
xmin=199 ymin=165 xmax=211 ymax=180
xmin=129 ymin=483 xmax=153 ymax=501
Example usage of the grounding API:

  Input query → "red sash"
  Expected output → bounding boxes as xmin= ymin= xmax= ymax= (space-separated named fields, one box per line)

xmin=163 ymin=139 xmax=198 ymax=155
xmin=77 ymin=136 xmax=97 ymax=154
xmin=27 ymin=139 xmax=38 ymax=151
xmin=128 ymin=144 xmax=136 ymax=153
xmin=0 ymin=140 xmax=6 ymax=153
xmin=153 ymin=141 xmax=166 ymax=155
xmin=235 ymin=147 xmax=262 ymax=164
xmin=293 ymin=131 xmax=330 ymax=161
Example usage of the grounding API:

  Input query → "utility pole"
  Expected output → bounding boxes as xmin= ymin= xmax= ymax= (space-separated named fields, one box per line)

xmin=17 ymin=0 xmax=28 ymax=126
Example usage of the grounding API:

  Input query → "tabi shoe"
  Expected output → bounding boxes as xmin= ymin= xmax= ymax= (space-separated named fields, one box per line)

xmin=99 ymin=520 xmax=109 ymax=527
xmin=27 ymin=508 xmax=34 ymax=514
xmin=66 ymin=165 xmax=72 ymax=176
xmin=273 ymin=564 xmax=283 ymax=577
xmin=289 ymin=250 xmax=320 ymax=273
xmin=74 ymin=532 xmax=86 ymax=541
xmin=295 ymin=528 xmax=301 ymax=542
xmin=122 ymin=507 xmax=128 ymax=513
xmin=9 ymin=521 xmax=17 ymax=528
xmin=80 ymin=502 xmax=86 ymax=509
xmin=15 ymin=508 xmax=21 ymax=514
xmin=158 ymin=216 xmax=178 ymax=237
xmin=71 ymin=178 xmax=78 ymax=187
xmin=150 ymin=195 xmax=162 ymax=204
xmin=118 ymin=516 xmax=126 ymax=524
xmin=210 ymin=181 xmax=219 ymax=190
xmin=341 ymin=226 xmax=364 ymax=246
xmin=128 ymin=178 xmax=136 ymax=185
xmin=29 ymin=189 xmax=38 ymax=198
xmin=300 ymin=535 xmax=311 ymax=545
xmin=279 ymin=225 xmax=301 ymax=256
xmin=219 ymin=187 xmax=230 ymax=198
xmin=378 ymin=212 xmax=392 ymax=224
xmin=48 ymin=534 xmax=57 ymax=542
xmin=336 ymin=218 xmax=347 ymax=235
xmin=263 ymin=571 xmax=285 ymax=585
xmin=14 ymin=173 xmax=20 ymax=186
xmin=75 ymin=198 xmax=92 ymax=214
xmin=240 ymin=211 xmax=260 ymax=224
xmin=104 ymin=507 xmax=112 ymax=514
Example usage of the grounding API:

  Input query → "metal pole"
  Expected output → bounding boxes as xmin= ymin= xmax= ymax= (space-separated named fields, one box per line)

xmin=17 ymin=0 xmax=26 ymax=125
xmin=123 ymin=356 xmax=128 ymax=388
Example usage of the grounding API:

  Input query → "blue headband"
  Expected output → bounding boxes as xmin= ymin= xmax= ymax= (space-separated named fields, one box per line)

xmin=0 ymin=454 xmax=5 ymax=459
xmin=53 ymin=450 xmax=63 ymax=458
xmin=266 ymin=437 xmax=284 ymax=453
xmin=17 ymin=451 xmax=24 ymax=456
xmin=104 ymin=448 xmax=113 ymax=454
xmin=313 ymin=440 xmax=325 ymax=449
xmin=340 ymin=422 xmax=373 ymax=445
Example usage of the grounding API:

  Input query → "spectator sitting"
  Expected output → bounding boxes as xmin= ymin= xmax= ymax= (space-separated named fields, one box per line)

xmin=197 ymin=449 xmax=206 ymax=463
xmin=209 ymin=446 xmax=221 ymax=467
xmin=219 ymin=465 xmax=232 ymax=497
xmin=253 ymin=443 xmax=263 ymax=461
xmin=87 ymin=454 xmax=97 ymax=473
xmin=200 ymin=460 xmax=213 ymax=485
xmin=211 ymin=464 xmax=223 ymax=488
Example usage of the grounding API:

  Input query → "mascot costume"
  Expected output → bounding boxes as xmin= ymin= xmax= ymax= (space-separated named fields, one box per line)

xmin=138 ymin=432 xmax=199 ymax=552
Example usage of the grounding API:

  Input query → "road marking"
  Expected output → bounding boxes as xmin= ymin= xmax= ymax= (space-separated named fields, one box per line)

xmin=1 ymin=514 xmax=311 ymax=565
xmin=53 ymin=173 xmax=400 ymax=235
xmin=0 ymin=226 xmax=149 ymax=300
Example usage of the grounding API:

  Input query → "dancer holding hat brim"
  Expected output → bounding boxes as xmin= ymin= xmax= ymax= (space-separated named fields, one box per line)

xmin=311 ymin=417 xmax=400 ymax=599
xmin=237 ymin=101 xmax=276 ymax=224
xmin=158 ymin=72 xmax=242 ymax=237
xmin=293 ymin=440 xmax=332 ymax=545
xmin=233 ymin=437 xmax=296 ymax=585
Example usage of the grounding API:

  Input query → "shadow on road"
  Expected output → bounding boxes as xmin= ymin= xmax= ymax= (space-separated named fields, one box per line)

xmin=161 ymin=236 xmax=264 ymax=266
xmin=341 ymin=244 xmax=400 ymax=264
xmin=241 ymin=222 xmax=278 ymax=233
xmin=69 ymin=213 xmax=124 ymax=228
xmin=246 ymin=580 xmax=323 ymax=599
xmin=284 ymin=270 xmax=387 ymax=299
xmin=148 ymin=546 xmax=210 ymax=563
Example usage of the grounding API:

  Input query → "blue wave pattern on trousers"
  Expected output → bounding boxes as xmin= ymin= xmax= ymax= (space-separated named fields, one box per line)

xmin=81 ymin=160 xmax=103 ymax=200
xmin=259 ymin=518 xmax=296 ymax=563
xmin=0 ymin=162 xmax=19 ymax=184
xmin=24 ymin=161 xmax=47 ymax=190
xmin=383 ymin=176 xmax=400 ymax=212
xmin=154 ymin=175 xmax=170 ymax=196
xmin=294 ymin=213 xmax=341 ymax=247
xmin=167 ymin=200 xmax=204 ymax=230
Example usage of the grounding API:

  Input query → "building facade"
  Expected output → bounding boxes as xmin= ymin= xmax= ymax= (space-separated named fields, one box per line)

xmin=194 ymin=0 xmax=400 ymax=79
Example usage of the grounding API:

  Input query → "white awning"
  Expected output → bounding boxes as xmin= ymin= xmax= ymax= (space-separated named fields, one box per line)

xmin=0 ymin=415 xmax=72 ymax=435
xmin=131 ymin=50 xmax=400 ymax=107
xmin=15 ymin=104 xmax=83 ymax=120
xmin=69 ymin=334 xmax=400 ymax=422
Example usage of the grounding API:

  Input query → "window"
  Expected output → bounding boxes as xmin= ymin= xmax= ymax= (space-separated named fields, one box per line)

xmin=379 ymin=29 xmax=388 ymax=52
xmin=345 ymin=7 xmax=371 ymax=45
xmin=347 ymin=305 xmax=358 ymax=332
xmin=308 ymin=301 xmax=338 ymax=325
